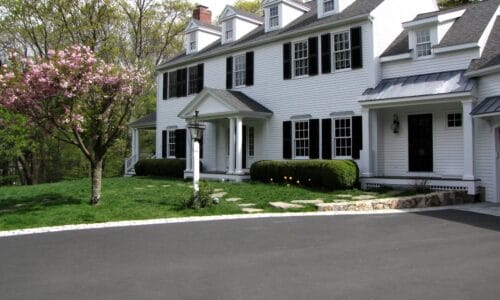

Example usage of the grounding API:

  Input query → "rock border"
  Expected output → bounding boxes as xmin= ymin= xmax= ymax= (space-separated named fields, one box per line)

xmin=317 ymin=191 xmax=473 ymax=212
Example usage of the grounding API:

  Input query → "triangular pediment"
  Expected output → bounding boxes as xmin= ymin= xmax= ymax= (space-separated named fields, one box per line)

xmin=185 ymin=20 xmax=199 ymax=33
xmin=178 ymin=89 xmax=239 ymax=119
xmin=221 ymin=6 xmax=236 ymax=20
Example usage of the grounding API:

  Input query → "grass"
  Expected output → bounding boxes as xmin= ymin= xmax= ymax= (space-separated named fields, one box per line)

xmin=0 ymin=177 xmax=399 ymax=231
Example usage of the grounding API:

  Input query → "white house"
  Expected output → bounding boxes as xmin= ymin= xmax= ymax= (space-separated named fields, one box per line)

xmin=127 ymin=0 xmax=500 ymax=203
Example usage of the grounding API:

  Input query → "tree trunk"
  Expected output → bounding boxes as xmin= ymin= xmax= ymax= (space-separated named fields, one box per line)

xmin=90 ymin=159 xmax=103 ymax=205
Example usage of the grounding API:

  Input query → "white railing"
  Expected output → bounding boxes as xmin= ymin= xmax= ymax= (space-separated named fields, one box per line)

xmin=124 ymin=154 xmax=138 ymax=174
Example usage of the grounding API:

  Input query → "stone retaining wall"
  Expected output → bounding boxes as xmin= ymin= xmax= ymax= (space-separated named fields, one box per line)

xmin=316 ymin=191 xmax=473 ymax=212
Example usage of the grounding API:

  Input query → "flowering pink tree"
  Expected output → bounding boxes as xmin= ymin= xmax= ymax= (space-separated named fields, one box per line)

xmin=0 ymin=46 xmax=145 ymax=204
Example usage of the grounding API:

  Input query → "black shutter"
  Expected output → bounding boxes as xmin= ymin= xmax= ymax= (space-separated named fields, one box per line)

xmin=283 ymin=121 xmax=292 ymax=159
xmin=162 ymin=73 xmax=168 ymax=100
xmin=352 ymin=116 xmax=362 ymax=159
xmin=308 ymin=37 xmax=318 ymax=76
xmin=175 ymin=129 xmax=187 ymax=158
xmin=246 ymin=51 xmax=254 ymax=86
xmin=351 ymin=27 xmax=363 ymax=69
xmin=322 ymin=119 xmax=332 ymax=159
xmin=321 ymin=34 xmax=332 ymax=74
xmin=177 ymin=68 xmax=187 ymax=97
xmin=226 ymin=56 xmax=233 ymax=89
xmin=162 ymin=130 xmax=167 ymax=158
xmin=169 ymin=71 xmax=177 ymax=98
xmin=309 ymin=119 xmax=320 ymax=159
xmin=197 ymin=64 xmax=204 ymax=93
xmin=283 ymin=42 xmax=292 ymax=80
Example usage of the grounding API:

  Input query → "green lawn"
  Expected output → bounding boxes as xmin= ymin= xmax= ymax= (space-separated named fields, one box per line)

xmin=0 ymin=177 xmax=393 ymax=231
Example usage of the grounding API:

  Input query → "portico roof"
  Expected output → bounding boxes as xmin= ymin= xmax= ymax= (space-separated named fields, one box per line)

xmin=178 ymin=88 xmax=273 ymax=120
xmin=360 ymin=70 xmax=476 ymax=106
xmin=471 ymin=96 xmax=500 ymax=118
xmin=129 ymin=112 xmax=156 ymax=129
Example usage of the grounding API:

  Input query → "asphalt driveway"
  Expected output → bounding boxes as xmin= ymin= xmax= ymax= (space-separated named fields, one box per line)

xmin=1 ymin=210 xmax=500 ymax=299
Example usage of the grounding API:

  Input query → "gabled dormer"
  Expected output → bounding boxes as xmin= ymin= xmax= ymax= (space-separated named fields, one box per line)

xmin=220 ymin=6 xmax=264 ymax=45
xmin=262 ymin=0 xmax=310 ymax=32
xmin=402 ymin=9 xmax=465 ymax=59
xmin=317 ymin=0 xmax=355 ymax=18
xmin=184 ymin=6 xmax=221 ymax=55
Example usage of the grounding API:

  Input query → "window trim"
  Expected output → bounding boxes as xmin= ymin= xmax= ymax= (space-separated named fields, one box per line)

xmin=415 ymin=29 xmax=432 ymax=58
xmin=322 ymin=0 xmax=336 ymax=14
xmin=189 ymin=32 xmax=197 ymax=51
xmin=268 ymin=5 xmax=280 ymax=29
xmin=446 ymin=112 xmax=462 ymax=129
xmin=225 ymin=20 xmax=234 ymax=42
xmin=293 ymin=119 xmax=310 ymax=159
xmin=167 ymin=130 xmax=176 ymax=158
xmin=332 ymin=116 xmax=353 ymax=159
xmin=248 ymin=126 xmax=255 ymax=157
xmin=332 ymin=30 xmax=352 ymax=71
xmin=233 ymin=53 xmax=247 ymax=88
xmin=292 ymin=39 xmax=309 ymax=78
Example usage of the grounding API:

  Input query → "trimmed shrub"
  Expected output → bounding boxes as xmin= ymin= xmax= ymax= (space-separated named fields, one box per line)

xmin=0 ymin=175 xmax=18 ymax=186
xmin=250 ymin=160 xmax=359 ymax=190
xmin=134 ymin=159 xmax=186 ymax=178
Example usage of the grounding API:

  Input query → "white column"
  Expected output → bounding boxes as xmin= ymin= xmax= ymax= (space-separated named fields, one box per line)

xmin=360 ymin=107 xmax=373 ymax=177
xmin=186 ymin=128 xmax=193 ymax=172
xmin=228 ymin=118 xmax=236 ymax=174
xmin=132 ymin=128 xmax=139 ymax=161
xmin=193 ymin=139 xmax=200 ymax=194
xmin=235 ymin=117 xmax=244 ymax=174
xmin=462 ymin=99 xmax=475 ymax=181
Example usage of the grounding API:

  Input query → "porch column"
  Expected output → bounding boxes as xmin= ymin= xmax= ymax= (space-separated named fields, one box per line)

xmin=132 ymin=128 xmax=139 ymax=161
xmin=462 ymin=99 xmax=475 ymax=181
xmin=235 ymin=117 xmax=244 ymax=174
xmin=228 ymin=118 xmax=236 ymax=174
xmin=360 ymin=107 xmax=373 ymax=177
xmin=186 ymin=125 xmax=193 ymax=172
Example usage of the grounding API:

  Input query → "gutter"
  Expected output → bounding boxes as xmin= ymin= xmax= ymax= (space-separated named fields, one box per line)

xmin=157 ymin=14 xmax=371 ymax=72
xmin=466 ymin=64 xmax=500 ymax=78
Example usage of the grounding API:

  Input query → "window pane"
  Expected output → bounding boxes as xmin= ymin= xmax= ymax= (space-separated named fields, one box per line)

xmin=233 ymin=54 xmax=246 ymax=86
xmin=416 ymin=29 xmax=432 ymax=57
xmin=334 ymin=117 xmax=352 ymax=157
xmin=188 ymin=66 xmax=199 ymax=95
xmin=293 ymin=40 xmax=308 ymax=77
xmin=294 ymin=121 xmax=309 ymax=157
xmin=333 ymin=32 xmax=351 ymax=70
xmin=323 ymin=0 xmax=335 ymax=13
xmin=269 ymin=6 xmax=279 ymax=28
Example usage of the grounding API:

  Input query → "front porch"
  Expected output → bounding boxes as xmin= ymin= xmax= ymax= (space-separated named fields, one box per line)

xmin=125 ymin=112 xmax=156 ymax=176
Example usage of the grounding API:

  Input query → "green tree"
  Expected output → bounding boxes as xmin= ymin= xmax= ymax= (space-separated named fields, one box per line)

xmin=233 ymin=0 xmax=262 ymax=15
xmin=438 ymin=0 xmax=481 ymax=8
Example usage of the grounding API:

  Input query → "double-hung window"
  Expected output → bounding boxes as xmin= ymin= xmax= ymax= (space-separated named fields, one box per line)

xmin=188 ymin=66 xmax=199 ymax=95
xmin=225 ymin=21 xmax=233 ymax=41
xmin=168 ymin=71 xmax=177 ymax=98
xmin=234 ymin=54 xmax=246 ymax=87
xmin=334 ymin=118 xmax=352 ymax=157
xmin=269 ymin=6 xmax=279 ymax=28
xmin=294 ymin=120 xmax=309 ymax=158
xmin=333 ymin=31 xmax=351 ymax=70
xmin=416 ymin=29 xmax=432 ymax=57
xmin=323 ymin=0 xmax=335 ymax=13
xmin=293 ymin=40 xmax=308 ymax=77
xmin=167 ymin=130 xmax=176 ymax=158
xmin=189 ymin=32 xmax=197 ymax=51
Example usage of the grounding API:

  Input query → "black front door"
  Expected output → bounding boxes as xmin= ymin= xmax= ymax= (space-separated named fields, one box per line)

xmin=408 ymin=114 xmax=433 ymax=172
xmin=242 ymin=126 xmax=247 ymax=169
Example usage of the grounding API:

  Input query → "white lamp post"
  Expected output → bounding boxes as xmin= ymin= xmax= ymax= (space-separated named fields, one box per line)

xmin=188 ymin=111 xmax=205 ymax=202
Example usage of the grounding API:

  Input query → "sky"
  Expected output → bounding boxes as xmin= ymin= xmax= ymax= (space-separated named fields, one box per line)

xmin=189 ymin=0 xmax=235 ymax=16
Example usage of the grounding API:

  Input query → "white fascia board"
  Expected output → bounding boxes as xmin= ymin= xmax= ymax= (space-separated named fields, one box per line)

xmin=185 ymin=26 xmax=221 ymax=36
xmin=380 ymin=52 xmax=412 ymax=62
xmin=472 ymin=112 xmax=500 ymax=118
xmin=403 ymin=9 xmax=465 ymax=29
xmin=433 ymin=43 xmax=479 ymax=54
xmin=466 ymin=64 xmax=500 ymax=78
xmin=263 ymin=0 xmax=310 ymax=12
xmin=359 ymin=92 xmax=472 ymax=108
xmin=157 ymin=14 xmax=370 ymax=71
xmin=220 ymin=15 xmax=263 ymax=25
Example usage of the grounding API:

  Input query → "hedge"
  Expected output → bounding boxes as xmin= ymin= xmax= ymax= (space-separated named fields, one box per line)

xmin=250 ymin=160 xmax=359 ymax=190
xmin=134 ymin=159 xmax=186 ymax=178
xmin=0 ymin=175 xmax=18 ymax=186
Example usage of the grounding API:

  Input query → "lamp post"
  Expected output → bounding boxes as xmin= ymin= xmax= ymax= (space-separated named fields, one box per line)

xmin=188 ymin=111 xmax=205 ymax=203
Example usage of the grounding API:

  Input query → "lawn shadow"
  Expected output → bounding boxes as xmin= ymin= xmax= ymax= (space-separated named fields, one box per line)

xmin=0 ymin=193 xmax=82 ymax=215
xmin=413 ymin=209 xmax=500 ymax=233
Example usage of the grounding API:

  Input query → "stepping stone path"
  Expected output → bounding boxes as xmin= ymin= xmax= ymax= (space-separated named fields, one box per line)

xmin=238 ymin=203 xmax=256 ymax=207
xmin=213 ymin=188 xmax=224 ymax=193
xmin=242 ymin=208 xmax=264 ymax=213
xmin=226 ymin=198 xmax=242 ymax=202
xmin=291 ymin=199 xmax=324 ymax=204
xmin=210 ymin=192 xmax=227 ymax=199
xmin=270 ymin=202 xmax=304 ymax=209
xmin=351 ymin=195 xmax=378 ymax=200
xmin=146 ymin=185 xmax=155 ymax=188
xmin=336 ymin=194 xmax=352 ymax=198
xmin=134 ymin=187 xmax=145 ymax=190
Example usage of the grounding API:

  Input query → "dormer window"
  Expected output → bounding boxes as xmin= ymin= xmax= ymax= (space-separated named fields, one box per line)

xmin=416 ymin=29 xmax=432 ymax=57
xmin=269 ymin=6 xmax=279 ymax=28
xmin=225 ymin=20 xmax=233 ymax=41
xmin=323 ymin=0 xmax=335 ymax=13
xmin=189 ymin=32 xmax=197 ymax=51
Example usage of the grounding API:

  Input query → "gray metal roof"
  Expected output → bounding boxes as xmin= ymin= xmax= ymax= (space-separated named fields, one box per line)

xmin=468 ymin=16 xmax=500 ymax=74
xmin=360 ymin=70 xmax=476 ymax=102
xmin=129 ymin=112 xmax=156 ymax=128
xmin=471 ymin=96 xmax=500 ymax=116
xmin=158 ymin=0 xmax=385 ymax=70
xmin=226 ymin=5 xmax=264 ymax=22
xmin=204 ymin=88 xmax=273 ymax=114
xmin=381 ymin=0 xmax=500 ymax=57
